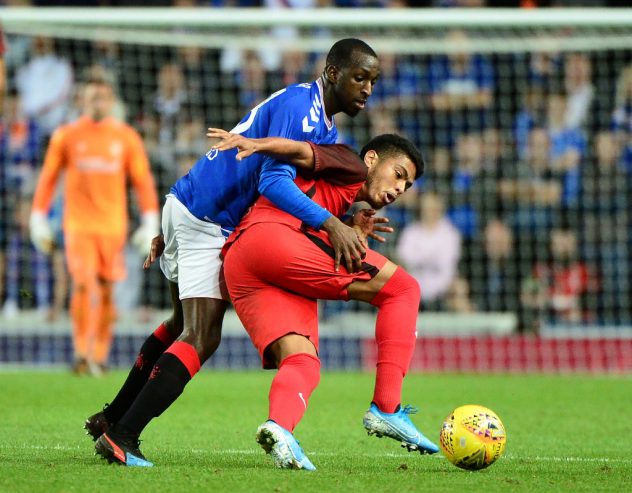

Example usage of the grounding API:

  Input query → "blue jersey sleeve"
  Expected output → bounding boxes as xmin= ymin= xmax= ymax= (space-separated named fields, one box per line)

xmin=256 ymin=91 xmax=334 ymax=229
xmin=259 ymin=157 xmax=332 ymax=229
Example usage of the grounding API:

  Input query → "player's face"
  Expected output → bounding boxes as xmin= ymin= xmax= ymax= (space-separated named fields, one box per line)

xmin=332 ymin=53 xmax=380 ymax=117
xmin=84 ymin=83 xmax=114 ymax=121
xmin=361 ymin=153 xmax=415 ymax=209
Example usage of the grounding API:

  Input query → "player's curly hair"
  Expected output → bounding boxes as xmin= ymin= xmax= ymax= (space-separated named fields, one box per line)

xmin=360 ymin=134 xmax=425 ymax=180
xmin=326 ymin=38 xmax=377 ymax=69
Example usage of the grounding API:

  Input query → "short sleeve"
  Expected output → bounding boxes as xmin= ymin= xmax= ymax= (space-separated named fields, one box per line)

xmin=309 ymin=143 xmax=367 ymax=185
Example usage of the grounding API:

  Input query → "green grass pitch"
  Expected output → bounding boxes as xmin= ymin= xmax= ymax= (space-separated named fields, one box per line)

xmin=1 ymin=370 xmax=631 ymax=492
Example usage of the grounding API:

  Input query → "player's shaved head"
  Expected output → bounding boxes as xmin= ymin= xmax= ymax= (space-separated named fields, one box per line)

xmin=360 ymin=134 xmax=425 ymax=179
xmin=326 ymin=38 xmax=377 ymax=69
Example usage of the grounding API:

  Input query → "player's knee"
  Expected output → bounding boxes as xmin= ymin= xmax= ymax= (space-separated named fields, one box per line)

xmin=201 ymin=325 xmax=222 ymax=360
xmin=180 ymin=322 xmax=222 ymax=363
xmin=399 ymin=268 xmax=421 ymax=304
xmin=373 ymin=267 xmax=420 ymax=306
xmin=164 ymin=316 xmax=184 ymax=339
xmin=73 ymin=282 xmax=89 ymax=294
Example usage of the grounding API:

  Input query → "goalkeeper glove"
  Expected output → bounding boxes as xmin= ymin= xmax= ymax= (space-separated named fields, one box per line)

xmin=131 ymin=212 xmax=160 ymax=256
xmin=29 ymin=211 xmax=54 ymax=254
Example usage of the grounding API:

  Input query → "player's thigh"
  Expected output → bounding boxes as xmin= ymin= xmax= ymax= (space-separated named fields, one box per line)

xmin=95 ymin=234 xmax=127 ymax=282
xmin=267 ymin=334 xmax=318 ymax=369
xmin=160 ymin=196 xmax=227 ymax=300
xmin=226 ymin=223 xmax=389 ymax=301
xmin=64 ymin=231 xmax=99 ymax=285
xmin=232 ymin=284 xmax=318 ymax=369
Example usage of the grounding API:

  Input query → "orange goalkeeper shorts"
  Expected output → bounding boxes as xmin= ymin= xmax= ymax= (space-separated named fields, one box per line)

xmin=65 ymin=231 xmax=126 ymax=284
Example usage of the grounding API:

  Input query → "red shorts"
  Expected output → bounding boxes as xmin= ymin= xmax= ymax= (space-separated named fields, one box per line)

xmin=223 ymin=222 xmax=388 ymax=367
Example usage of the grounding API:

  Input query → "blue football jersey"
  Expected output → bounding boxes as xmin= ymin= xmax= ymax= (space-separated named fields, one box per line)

xmin=171 ymin=79 xmax=338 ymax=234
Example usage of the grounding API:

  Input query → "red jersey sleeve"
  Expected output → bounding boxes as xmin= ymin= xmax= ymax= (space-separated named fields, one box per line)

xmin=308 ymin=142 xmax=368 ymax=185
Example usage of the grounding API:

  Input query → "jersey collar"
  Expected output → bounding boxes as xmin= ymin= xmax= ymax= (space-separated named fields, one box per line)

xmin=315 ymin=78 xmax=334 ymax=131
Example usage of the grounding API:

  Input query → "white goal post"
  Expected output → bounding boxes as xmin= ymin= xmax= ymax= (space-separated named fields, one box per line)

xmin=2 ymin=8 xmax=632 ymax=53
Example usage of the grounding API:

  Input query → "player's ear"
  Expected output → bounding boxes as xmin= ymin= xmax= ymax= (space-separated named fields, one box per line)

xmin=324 ymin=64 xmax=339 ymax=84
xmin=364 ymin=150 xmax=378 ymax=169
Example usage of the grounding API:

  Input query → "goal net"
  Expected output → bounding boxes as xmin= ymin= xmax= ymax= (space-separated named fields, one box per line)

xmin=2 ymin=7 xmax=632 ymax=371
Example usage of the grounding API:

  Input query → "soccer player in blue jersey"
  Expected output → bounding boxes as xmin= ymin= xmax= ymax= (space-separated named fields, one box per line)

xmin=86 ymin=38 xmax=380 ymax=467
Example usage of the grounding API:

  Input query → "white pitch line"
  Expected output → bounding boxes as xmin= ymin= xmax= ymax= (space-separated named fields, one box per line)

xmin=8 ymin=444 xmax=632 ymax=464
xmin=506 ymin=455 xmax=632 ymax=464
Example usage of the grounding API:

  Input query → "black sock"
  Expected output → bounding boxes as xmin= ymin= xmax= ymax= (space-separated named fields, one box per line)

xmin=103 ymin=332 xmax=169 ymax=424
xmin=116 ymin=352 xmax=193 ymax=436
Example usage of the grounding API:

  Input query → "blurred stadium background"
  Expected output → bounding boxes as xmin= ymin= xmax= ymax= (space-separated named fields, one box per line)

xmin=1 ymin=1 xmax=632 ymax=373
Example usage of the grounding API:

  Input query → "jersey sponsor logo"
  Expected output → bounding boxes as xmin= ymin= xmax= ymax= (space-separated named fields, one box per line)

xmin=205 ymin=148 xmax=219 ymax=161
xmin=76 ymin=157 xmax=121 ymax=173
xmin=109 ymin=141 xmax=123 ymax=158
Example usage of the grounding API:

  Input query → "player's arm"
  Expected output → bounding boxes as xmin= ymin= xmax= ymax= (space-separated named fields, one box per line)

xmin=208 ymin=128 xmax=315 ymax=171
xmin=259 ymin=157 xmax=366 ymax=273
xmin=30 ymin=128 xmax=66 ymax=253
xmin=255 ymin=99 xmax=366 ymax=272
xmin=208 ymin=128 xmax=367 ymax=182
xmin=125 ymin=128 xmax=160 ymax=255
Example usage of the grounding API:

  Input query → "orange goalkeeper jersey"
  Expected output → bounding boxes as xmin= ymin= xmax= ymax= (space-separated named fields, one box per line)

xmin=32 ymin=116 xmax=158 ymax=237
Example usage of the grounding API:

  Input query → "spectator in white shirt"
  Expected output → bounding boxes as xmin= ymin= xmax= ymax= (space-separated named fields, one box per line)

xmin=564 ymin=53 xmax=593 ymax=130
xmin=396 ymin=191 xmax=462 ymax=309
xmin=15 ymin=36 xmax=73 ymax=137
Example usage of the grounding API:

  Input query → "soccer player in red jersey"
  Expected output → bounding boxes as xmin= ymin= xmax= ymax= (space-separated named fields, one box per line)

xmin=210 ymin=129 xmax=440 ymax=470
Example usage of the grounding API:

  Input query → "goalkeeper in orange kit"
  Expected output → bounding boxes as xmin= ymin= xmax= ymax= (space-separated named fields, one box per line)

xmin=30 ymin=77 xmax=159 ymax=375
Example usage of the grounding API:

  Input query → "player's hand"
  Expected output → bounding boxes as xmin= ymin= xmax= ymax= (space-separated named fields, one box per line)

xmin=207 ymin=128 xmax=257 ymax=161
xmin=29 ymin=211 xmax=54 ymax=255
xmin=322 ymin=216 xmax=366 ymax=273
xmin=132 ymin=212 xmax=160 ymax=256
xmin=351 ymin=209 xmax=393 ymax=245
xmin=143 ymin=234 xmax=165 ymax=269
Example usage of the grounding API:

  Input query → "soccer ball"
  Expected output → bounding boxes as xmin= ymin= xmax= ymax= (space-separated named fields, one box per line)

xmin=439 ymin=404 xmax=506 ymax=471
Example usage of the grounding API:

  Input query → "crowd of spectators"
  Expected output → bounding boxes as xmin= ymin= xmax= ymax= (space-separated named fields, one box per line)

xmin=1 ymin=2 xmax=632 ymax=332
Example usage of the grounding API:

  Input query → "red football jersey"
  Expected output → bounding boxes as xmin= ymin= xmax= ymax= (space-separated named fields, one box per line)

xmin=233 ymin=142 xmax=367 ymax=234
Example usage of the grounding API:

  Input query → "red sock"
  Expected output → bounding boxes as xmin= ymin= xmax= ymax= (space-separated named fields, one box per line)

xmin=268 ymin=353 xmax=320 ymax=432
xmin=370 ymin=267 xmax=420 ymax=414
xmin=153 ymin=322 xmax=178 ymax=347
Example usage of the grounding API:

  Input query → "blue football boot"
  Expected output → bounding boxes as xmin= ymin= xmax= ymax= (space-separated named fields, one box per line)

xmin=363 ymin=403 xmax=439 ymax=455
xmin=256 ymin=420 xmax=316 ymax=471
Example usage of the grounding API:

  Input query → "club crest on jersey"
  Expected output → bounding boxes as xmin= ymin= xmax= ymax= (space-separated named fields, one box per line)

xmin=109 ymin=141 xmax=123 ymax=158
xmin=205 ymin=148 xmax=219 ymax=161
